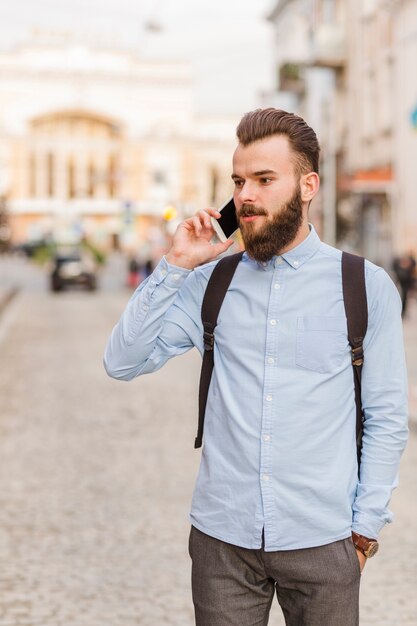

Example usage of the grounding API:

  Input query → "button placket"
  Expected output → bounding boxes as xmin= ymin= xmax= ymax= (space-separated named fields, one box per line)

xmin=260 ymin=262 xmax=285 ymax=522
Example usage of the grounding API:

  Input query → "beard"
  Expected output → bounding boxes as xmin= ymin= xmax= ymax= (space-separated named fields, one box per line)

xmin=238 ymin=184 xmax=304 ymax=263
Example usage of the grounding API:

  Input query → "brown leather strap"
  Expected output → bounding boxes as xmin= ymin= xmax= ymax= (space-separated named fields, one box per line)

xmin=351 ymin=531 xmax=379 ymax=557
xmin=195 ymin=252 xmax=244 ymax=448
xmin=352 ymin=531 xmax=376 ymax=547
xmin=341 ymin=252 xmax=367 ymax=467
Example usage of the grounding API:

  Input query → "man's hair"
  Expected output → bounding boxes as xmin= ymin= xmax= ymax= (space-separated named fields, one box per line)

xmin=236 ymin=108 xmax=320 ymax=176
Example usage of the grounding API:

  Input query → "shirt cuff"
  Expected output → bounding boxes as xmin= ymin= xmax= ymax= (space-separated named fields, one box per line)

xmin=351 ymin=515 xmax=390 ymax=540
xmin=152 ymin=256 xmax=192 ymax=288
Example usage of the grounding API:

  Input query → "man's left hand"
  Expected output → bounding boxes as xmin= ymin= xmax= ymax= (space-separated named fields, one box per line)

xmin=355 ymin=549 xmax=367 ymax=572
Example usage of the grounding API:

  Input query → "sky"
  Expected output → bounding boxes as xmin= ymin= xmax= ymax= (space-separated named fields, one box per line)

xmin=0 ymin=0 xmax=276 ymax=116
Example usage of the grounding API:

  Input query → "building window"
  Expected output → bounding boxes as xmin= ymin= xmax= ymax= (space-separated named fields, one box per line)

xmin=29 ymin=153 xmax=36 ymax=197
xmin=108 ymin=154 xmax=118 ymax=198
xmin=68 ymin=158 xmax=75 ymax=199
xmin=210 ymin=167 xmax=219 ymax=204
xmin=29 ymin=111 xmax=123 ymax=201
xmin=88 ymin=161 xmax=95 ymax=197
xmin=153 ymin=170 xmax=167 ymax=185
xmin=47 ymin=152 xmax=54 ymax=197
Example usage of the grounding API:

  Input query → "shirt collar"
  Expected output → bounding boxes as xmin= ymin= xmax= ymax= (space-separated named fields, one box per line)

xmin=242 ymin=224 xmax=321 ymax=271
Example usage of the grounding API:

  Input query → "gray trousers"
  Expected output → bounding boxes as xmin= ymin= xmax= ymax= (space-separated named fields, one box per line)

xmin=189 ymin=526 xmax=361 ymax=626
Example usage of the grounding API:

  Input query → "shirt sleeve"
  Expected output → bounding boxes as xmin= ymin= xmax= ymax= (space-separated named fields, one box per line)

xmin=352 ymin=266 xmax=409 ymax=538
xmin=103 ymin=256 xmax=207 ymax=380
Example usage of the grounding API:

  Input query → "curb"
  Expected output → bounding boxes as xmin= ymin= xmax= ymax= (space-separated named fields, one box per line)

xmin=0 ymin=287 xmax=19 ymax=318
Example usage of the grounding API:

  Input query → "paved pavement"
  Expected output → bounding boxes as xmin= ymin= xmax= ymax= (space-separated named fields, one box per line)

xmin=404 ymin=299 xmax=417 ymax=426
xmin=0 ymin=253 xmax=416 ymax=625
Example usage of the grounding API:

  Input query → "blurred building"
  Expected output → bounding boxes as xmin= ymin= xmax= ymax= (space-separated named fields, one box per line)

xmin=265 ymin=0 xmax=417 ymax=265
xmin=0 ymin=31 xmax=236 ymax=251
xmin=393 ymin=0 xmax=417 ymax=255
xmin=264 ymin=0 xmax=347 ymax=248
xmin=343 ymin=0 xmax=396 ymax=266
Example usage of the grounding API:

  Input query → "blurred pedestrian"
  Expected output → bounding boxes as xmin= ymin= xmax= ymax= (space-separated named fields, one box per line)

xmin=392 ymin=252 xmax=416 ymax=316
xmin=127 ymin=256 xmax=140 ymax=288
xmin=104 ymin=109 xmax=408 ymax=626
xmin=144 ymin=257 xmax=153 ymax=279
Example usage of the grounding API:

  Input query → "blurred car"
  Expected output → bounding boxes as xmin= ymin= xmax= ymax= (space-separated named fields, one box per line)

xmin=13 ymin=238 xmax=52 ymax=258
xmin=50 ymin=250 xmax=97 ymax=292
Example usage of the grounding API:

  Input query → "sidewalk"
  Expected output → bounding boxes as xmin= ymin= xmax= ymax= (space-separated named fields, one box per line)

xmin=0 ymin=285 xmax=18 ymax=316
xmin=403 ymin=296 xmax=417 ymax=427
xmin=0 ymin=254 xmax=22 ymax=316
xmin=0 ymin=252 xmax=46 ymax=316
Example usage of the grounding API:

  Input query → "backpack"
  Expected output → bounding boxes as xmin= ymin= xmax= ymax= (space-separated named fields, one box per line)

xmin=195 ymin=251 xmax=367 ymax=468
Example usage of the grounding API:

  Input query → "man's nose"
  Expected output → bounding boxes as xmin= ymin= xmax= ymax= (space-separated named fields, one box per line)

xmin=237 ymin=181 xmax=256 ymax=205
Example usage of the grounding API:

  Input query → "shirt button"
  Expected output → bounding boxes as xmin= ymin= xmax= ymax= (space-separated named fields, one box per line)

xmin=266 ymin=395 xmax=273 ymax=402
xmin=263 ymin=434 xmax=271 ymax=442
xmin=161 ymin=269 xmax=167 ymax=276
xmin=267 ymin=357 xmax=275 ymax=364
xmin=276 ymin=258 xmax=283 ymax=265
xmin=143 ymin=304 xmax=149 ymax=311
xmin=274 ymin=283 xmax=280 ymax=289
xmin=293 ymin=260 xmax=300 ymax=267
xmin=172 ymin=273 xmax=181 ymax=281
xmin=262 ymin=474 xmax=269 ymax=481
xmin=270 ymin=319 xmax=277 ymax=326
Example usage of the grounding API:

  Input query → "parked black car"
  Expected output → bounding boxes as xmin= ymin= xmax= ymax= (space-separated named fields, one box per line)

xmin=50 ymin=250 xmax=97 ymax=292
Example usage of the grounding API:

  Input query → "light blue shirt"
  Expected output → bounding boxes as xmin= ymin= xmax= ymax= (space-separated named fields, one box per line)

xmin=104 ymin=226 xmax=408 ymax=551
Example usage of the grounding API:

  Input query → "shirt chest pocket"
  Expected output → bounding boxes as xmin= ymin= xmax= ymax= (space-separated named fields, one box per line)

xmin=296 ymin=316 xmax=347 ymax=374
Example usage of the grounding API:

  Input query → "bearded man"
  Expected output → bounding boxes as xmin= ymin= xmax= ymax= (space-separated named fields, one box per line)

xmin=104 ymin=109 xmax=408 ymax=626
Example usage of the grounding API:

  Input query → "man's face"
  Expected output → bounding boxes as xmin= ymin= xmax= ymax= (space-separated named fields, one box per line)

xmin=232 ymin=135 xmax=306 ymax=262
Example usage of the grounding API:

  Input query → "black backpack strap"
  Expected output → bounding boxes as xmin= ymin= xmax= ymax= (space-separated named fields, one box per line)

xmin=341 ymin=251 xmax=368 ymax=467
xmin=195 ymin=251 xmax=244 ymax=448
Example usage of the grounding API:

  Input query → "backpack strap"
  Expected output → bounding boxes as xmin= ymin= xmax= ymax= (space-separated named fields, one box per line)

xmin=341 ymin=251 xmax=368 ymax=466
xmin=195 ymin=251 xmax=244 ymax=448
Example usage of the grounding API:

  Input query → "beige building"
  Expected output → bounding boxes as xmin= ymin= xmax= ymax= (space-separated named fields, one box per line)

xmin=339 ymin=0 xmax=417 ymax=261
xmin=265 ymin=0 xmax=347 ymax=246
xmin=0 ymin=32 xmax=236 ymax=251
xmin=343 ymin=0 xmax=396 ymax=265
xmin=265 ymin=0 xmax=417 ymax=265
xmin=393 ymin=0 xmax=417 ymax=253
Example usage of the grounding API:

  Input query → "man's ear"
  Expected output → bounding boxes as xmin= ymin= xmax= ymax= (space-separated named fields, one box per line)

xmin=300 ymin=172 xmax=320 ymax=203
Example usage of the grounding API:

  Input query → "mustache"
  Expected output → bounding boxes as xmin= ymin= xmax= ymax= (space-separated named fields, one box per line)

xmin=238 ymin=204 xmax=268 ymax=218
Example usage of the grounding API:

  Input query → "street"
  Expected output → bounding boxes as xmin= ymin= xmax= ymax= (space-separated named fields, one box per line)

xmin=0 ymin=254 xmax=416 ymax=625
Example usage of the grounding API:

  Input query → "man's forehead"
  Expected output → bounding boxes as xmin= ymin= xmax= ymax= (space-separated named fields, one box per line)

xmin=232 ymin=135 xmax=294 ymax=174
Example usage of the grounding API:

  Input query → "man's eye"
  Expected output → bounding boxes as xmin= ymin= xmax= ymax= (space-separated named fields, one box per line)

xmin=234 ymin=180 xmax=244 ymax=187
xmin=260 ymin=177 xmax=272 ymax=184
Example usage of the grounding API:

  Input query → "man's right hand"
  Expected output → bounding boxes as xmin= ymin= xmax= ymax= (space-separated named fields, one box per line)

xmin=165 ymin=208 xmax=234 ymax=270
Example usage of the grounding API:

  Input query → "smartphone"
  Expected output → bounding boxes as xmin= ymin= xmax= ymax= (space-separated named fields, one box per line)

xmin=211 ymin=197 xmax=239 ymax=243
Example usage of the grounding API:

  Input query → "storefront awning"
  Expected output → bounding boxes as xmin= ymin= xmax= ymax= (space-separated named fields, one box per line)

xmin=339 ymin=166 xmax=393 ymax=194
